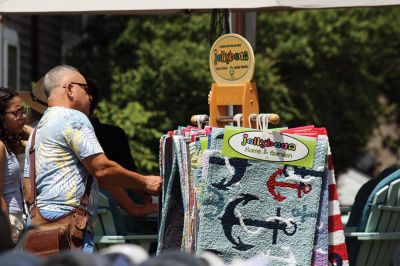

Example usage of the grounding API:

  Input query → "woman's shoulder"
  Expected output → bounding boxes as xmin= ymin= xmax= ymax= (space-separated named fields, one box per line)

xmin=0 ymin=140 xmax=5 ymax=151
xmin=0 ymin=140 xmax=7 ymax=160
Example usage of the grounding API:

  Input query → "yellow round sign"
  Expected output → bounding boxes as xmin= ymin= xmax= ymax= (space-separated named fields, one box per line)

xmin=209 ymin=34 xmax=255 ymax=84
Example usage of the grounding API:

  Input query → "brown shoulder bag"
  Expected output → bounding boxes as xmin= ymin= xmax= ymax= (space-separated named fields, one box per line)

xmin=22 ymin=128 xmax=93 ymax=257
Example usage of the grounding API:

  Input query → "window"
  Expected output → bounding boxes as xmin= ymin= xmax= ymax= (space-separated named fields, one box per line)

xmin=7 ymin=44 xmax=18 ymax=89
xmin=0 ymin=25 xmax=20 ymax=89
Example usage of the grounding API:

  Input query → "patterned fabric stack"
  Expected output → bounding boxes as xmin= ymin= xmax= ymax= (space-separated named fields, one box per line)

xmin=157 ymin=125 xmax=348 ymax=265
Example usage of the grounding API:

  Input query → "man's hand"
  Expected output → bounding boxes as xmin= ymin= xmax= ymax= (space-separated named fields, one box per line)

xmin=141 ymin=193 xmax=153 ymax=204
xmin=143 ymin=175 xmax=162 ymax=196
xmin=101 ymin=185 xmax=159 ymax=218
xmin=21 ymin=125 xmax=33 ymax=140
xmin=128 ymin=202 xmax=159 ymax=217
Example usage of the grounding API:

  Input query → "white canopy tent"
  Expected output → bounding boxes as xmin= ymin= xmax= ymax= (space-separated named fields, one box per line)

xmin=0 ymin=0 xmax=400 ymax=14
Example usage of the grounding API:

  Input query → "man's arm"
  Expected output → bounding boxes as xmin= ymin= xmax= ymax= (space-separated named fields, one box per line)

xmin=22 ymin=134 xmax=34 ymax=205
xmin=101 ymin=184 xmax=158 ymax=217
xmin=82 ymin=153 xmax=161 ymax=195
xmin=23 ymin=178 xmax=31 ymax=203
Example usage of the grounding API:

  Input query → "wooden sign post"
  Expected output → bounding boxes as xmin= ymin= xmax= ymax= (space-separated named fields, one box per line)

xmin=208 ymin=34 xmax=258 ymax=128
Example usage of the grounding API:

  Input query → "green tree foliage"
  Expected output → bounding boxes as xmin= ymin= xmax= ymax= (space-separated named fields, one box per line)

xmin=255 ymin=7 xmax=400 ymax=172
xmin=68 ymin=15 xmax=211 ymax=172
xmin=256 ymin=8 xmax=400 ymax=170
xmin=68 ymin=8 xmax=400 ymax=173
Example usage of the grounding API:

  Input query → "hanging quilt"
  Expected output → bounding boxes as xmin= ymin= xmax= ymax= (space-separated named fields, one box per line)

xmin=196 ymin=128 xmax=328 ymax=265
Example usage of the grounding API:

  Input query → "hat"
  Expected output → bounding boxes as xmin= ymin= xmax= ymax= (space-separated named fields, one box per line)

xmin=42 ymin=251 xmax=111 ymax=266
xmin=19 ymin=78 xmax=48 ymax=114
xmin=0 ymin=251 xmax=44 ymax=266
xmin=100 ymin=244 xmax=149 ymax=265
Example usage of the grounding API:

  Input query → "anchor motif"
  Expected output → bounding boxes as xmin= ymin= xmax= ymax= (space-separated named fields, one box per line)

xmin=209 ymin=157 xmax=251 ymax=190
xmin=220 ymin=193 xmax=297 ymax=251
xmin=292 ymin=205 xmax=318 ymax=223
xmin=267 ymin=165 xmax=325 ymax=202
xmin=283 ymin=165 xmax=325 ymax=179
xmin=267 ymin=168 xmax=313 ymax=202
xmin=203 ymin=187 xmax=225 ymax=219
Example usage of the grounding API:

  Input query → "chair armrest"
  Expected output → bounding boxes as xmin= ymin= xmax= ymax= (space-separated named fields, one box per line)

xmin=103 ymin=235 xmax=158 ymax=241
xmin=94 ymin=234 xmax=158 ymax=243
xmin=346 ymin=232 xmax=400 ymax=240
xmin=94 ymin=236 xmax=127 ymax=243
xmin=376 ymin=205 xmax=400 ymax=212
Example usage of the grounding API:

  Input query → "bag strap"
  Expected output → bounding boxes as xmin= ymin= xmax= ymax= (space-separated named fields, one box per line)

xmin=28 ymin=128 xmax=37 ymax=207
xmin=28 ymin=128 xmax=93 ymax=217
xmin=18 ymin=177 xmax=29 ymax=220
xmin=78 ymin=175 xmax=93 ymax=213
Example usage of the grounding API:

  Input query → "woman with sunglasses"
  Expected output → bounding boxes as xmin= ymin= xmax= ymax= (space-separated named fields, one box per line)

xmin=0 ymin=87 xmax=32 ymax=243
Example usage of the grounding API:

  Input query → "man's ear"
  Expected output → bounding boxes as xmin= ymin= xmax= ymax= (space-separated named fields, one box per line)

xmin=65 ymin=84 xmax=74 ymax=98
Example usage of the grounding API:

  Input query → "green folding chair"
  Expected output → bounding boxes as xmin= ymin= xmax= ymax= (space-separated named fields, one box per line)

xmin=93 ymin=191 xmax=158 ymax=252
xmin=345 ymin=169 xmax=400 ymax=266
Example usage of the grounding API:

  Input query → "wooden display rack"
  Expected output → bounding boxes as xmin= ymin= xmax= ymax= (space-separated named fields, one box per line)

xmin=209 ymin=82 xmax=259 ymax=128
xmin=190 ymin=33 xmax=280 ymax=128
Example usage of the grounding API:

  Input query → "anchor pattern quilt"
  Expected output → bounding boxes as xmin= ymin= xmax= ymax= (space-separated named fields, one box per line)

xmin=196 ymin=128 xmax=329 ymax=265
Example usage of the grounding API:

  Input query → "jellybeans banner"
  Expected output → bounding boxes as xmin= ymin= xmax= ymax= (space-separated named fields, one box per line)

xmin=209 ymin=34 xmax=255 ymax=84
xmin=221 ymin=126 xmax=317 ymax=168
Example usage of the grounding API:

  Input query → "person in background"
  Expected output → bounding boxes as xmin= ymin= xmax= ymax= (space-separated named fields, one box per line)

xmin=18 ymin=78 xmax=46 ymax=188
xmin=0 ymin=87 xmax=32 ymax=243
xmin=23 ymin=65 xmax=162 ymax=253
xmin=19 ymin=77 xmax=47 ymax=128
xmin=87 ymin=79 xmax=157 ymax=217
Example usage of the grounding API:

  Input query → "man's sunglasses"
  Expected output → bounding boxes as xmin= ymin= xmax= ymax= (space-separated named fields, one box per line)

xmin=4 ymin=106 xmax=29 ymax=119
xmin=70 ymin=82 xmax=90 ymax=94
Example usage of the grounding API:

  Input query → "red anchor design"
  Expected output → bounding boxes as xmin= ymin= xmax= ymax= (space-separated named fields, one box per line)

xmin=267 ymin=168 xmax=312 ymax=202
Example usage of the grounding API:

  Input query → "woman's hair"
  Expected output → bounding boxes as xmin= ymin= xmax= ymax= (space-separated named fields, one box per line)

xmin=86 ymin=78 xmax=100 ymax=115
xmin=0 ymin=87 xmax=19 ymax=151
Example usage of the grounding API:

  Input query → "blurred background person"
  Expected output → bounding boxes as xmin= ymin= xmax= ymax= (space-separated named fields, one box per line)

xmin=0 ymin=87 xmax=32 ymax=243
xmin=87 ymin=79 xmax=157 ymax=217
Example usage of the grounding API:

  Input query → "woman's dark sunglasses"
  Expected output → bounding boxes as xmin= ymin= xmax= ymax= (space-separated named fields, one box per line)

xmin=4 ymin=106 xmax=29 ymax=119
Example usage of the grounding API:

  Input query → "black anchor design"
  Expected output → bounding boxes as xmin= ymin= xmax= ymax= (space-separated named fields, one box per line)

xmin=203 ymin=187 xmax=225 ymax=219
xmin=292 ymin=205 xmax=317 ymax=223
xmin=220 ymin=193 xmax=297 ymax=251
xmin=209 ymin=157 xmax=251 ymax=190
xmin=283 ymin=165 xmax=325 ymax=179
